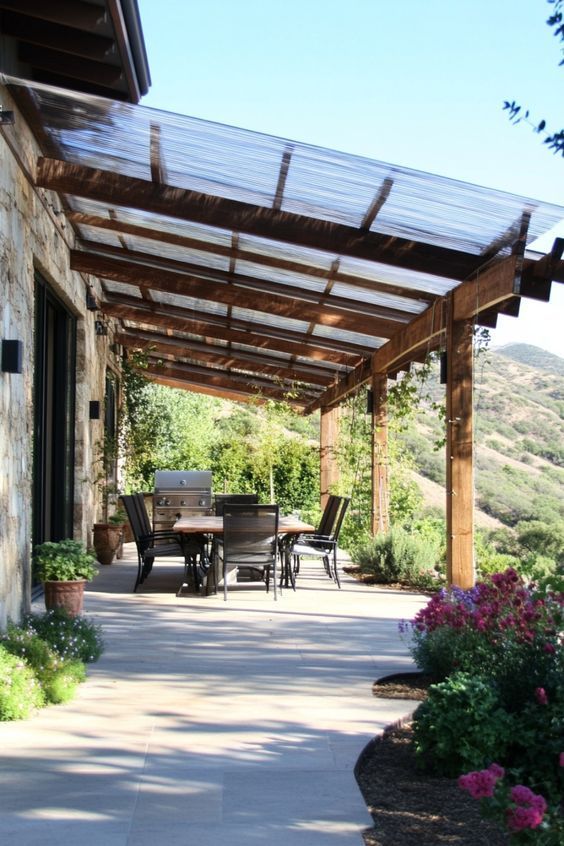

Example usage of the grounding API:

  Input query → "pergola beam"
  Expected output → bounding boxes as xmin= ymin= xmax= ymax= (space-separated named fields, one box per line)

xmin=115 ymin=330 xmax=337 ymax=386
xmin=68 ymin=211 xmax=439 ymax=303
xmin=308 ymin=254 xmax=522 ymax=412
xmin=144 ymin=361 xmax=314 ymax=404
xmin=71 ymin=249 xmax=405 ymax=337
xmin=145 ymin=373 xmax=288 ymax=407
xmin=75 ymin=240 xmax=414 ymax=326
xmin=37 ymin=157 xmax=484 ymax=279
xmin=102 ymin=295 xmax=369 ymax=364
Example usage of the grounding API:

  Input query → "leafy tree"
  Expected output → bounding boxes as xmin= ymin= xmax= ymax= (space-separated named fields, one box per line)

xmin=504 ymin=0 xmax=564 ymax=155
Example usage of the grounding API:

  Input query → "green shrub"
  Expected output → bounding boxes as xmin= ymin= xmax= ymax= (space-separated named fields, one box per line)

xmin=355 ymin=525 xmax=443 ymax=588
xmin=412 ymin=672 xmax=513 ymax=777
xmin=405 ymin=570 xmax=564 ymax=709
xmin=23 ymin=609 xmax=104 ymax=663
xmin=0 ymin=644 xmax=44 ymax=720
xmin=2 ymin=626 xmax=85 ymax=704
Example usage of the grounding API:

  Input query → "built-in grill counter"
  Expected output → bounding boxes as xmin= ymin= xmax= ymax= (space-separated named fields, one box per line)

xmin=153 ymin=470 xmax=213 ymax=533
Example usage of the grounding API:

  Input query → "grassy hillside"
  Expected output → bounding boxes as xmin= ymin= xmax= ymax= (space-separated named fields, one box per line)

xmin=401 ymin=344 xmax=564 ymax=528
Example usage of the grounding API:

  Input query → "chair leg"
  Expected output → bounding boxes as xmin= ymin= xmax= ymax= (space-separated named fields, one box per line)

xmin=133 ymin=554 xmax=143 ymax=592
xmin=332 ymin=548 xmax=341 ymax=588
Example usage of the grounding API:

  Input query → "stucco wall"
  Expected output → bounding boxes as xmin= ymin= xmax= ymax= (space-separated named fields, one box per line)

xmin=0 ymin=85 xmax=119 ymax=626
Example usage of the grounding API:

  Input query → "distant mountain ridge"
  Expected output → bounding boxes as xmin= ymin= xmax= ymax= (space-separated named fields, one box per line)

xmin=495 ymin=343 xmax=564 ymax=376
xmin=403 ymin=343 xmax=564 ymax=529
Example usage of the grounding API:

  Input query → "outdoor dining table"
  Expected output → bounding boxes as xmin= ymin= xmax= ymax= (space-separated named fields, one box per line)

xmin=173 ymin=514 xmax=315 ymax=593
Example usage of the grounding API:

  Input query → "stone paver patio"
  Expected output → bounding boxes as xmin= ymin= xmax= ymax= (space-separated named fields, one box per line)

xmin=0 ymin=544 xmax=427 ymax=845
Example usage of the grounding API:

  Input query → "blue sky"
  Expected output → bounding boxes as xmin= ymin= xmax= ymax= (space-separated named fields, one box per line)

xmin=137 ymin=0 xmax=564 ymax=357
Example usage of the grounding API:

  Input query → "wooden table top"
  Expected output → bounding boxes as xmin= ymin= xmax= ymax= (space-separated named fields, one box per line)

xmin=173 ymin=515 xmax=314 ymax=535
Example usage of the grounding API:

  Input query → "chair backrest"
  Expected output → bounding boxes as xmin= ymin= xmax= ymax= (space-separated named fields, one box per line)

xmin=317 ymin=494 xmax=340 ymax=536
xmin=222 ymin=503 xmax=279 ymax=568
xmin=214 ymin=493 xmax=258 ymax=516
xmin=331 ymin=497 xmax=350 ymax=543
xmin=133 ymin=493 xmax=153 ymax=535
xmin=120 ymin=494 xmax=146 ymax=542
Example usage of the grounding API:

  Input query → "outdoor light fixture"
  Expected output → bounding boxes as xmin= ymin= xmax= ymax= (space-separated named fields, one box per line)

xmin=94 ymin=319 xmax=108 ymax=336
xmin=440 ymin=351 xmax=448 ymax=385
xmin=89 ymin=401 xmax=101 ymax=420
xmin=1 ymin=339 xmax=23 ymax=373
xmin=0 ymin=107 xmax=15 ymax=126
xmin=86 ymin=289 xmax=98 ymax=311
xmin=366 ymin=389 xmax=373 ymax=415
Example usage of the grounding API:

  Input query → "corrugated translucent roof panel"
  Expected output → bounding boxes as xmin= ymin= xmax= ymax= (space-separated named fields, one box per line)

xmin=236 ymin=260 xmax=326 ymax=292
xmin=9 ymin=75 xmax=563 ymax=253
xmin=236 ymin=234 xmax=335 ymax=270
xmin=337 ymin=256 xmax=457 ymax=296
xmin=231 ymin=307 xmax=310 ymax=333
xmin=228 ymin=343 xmax=292 ymax=362
xmin=70 ymin=196 xmax=235 ymax=245
xmin=151 ymin=291 xmax=229 ymax=315
xmin=312 ymin=324 xmax=385 ymax=348
xmin=330 ymin=283 xmax=425 ymax=312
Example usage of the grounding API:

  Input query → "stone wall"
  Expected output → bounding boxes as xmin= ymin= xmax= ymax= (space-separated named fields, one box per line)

xmin=0 ymin=84 xmax=119 ymax=627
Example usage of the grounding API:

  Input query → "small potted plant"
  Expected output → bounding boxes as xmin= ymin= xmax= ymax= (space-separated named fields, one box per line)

xmin=33 ymin=540 xmax=99 ymax=617
xmin=92 ymin=436 xmax=123 ymax=565
xmin=109 ymin=506 xmax=127 ymax=559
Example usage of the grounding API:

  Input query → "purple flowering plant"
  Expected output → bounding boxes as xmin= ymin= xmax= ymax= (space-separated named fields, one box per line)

xmin=403 ymin=568 xmax=563 ymax=708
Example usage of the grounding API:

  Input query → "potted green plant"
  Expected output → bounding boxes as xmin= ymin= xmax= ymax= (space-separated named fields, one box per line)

xmin=33 ymin=540 xmax=99 ymax=617
xmin=92 ymin=435 xmax=122 ymax=565
xmin=109 ymin=506 xmax=127 ymax=559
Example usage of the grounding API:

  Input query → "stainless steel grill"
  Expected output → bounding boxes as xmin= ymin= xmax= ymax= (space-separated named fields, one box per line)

xmin=153 ymin=470 xmax=213 ymax=533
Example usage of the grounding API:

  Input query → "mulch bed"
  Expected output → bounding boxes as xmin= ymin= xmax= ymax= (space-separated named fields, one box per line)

xmin=355 ymin=674 xmax=510 ymax=846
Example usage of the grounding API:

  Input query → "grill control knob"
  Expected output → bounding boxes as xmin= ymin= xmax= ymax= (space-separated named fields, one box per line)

xmin=180 ymin=499 xmax=187 ymax=506
xmin=199 ymin=498 xmax=206 ymax=507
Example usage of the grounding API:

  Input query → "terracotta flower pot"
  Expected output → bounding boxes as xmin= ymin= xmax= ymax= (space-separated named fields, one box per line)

xmin=92 ymin=523 xmax=122 ymax=565
xmin=43 ymin=579 xmax=86 ymax=617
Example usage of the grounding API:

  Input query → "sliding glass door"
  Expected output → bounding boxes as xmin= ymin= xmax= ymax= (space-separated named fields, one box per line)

xmin=33 ymin=275 xmax=76 ymax=546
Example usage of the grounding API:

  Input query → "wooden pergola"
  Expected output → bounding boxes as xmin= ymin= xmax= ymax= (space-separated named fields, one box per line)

xmin=6 ymin=74 xmax=564 ymax=588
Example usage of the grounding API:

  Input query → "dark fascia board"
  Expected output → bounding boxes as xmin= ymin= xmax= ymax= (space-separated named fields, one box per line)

xmin=118 ymin=0 xmax=151 ymax=97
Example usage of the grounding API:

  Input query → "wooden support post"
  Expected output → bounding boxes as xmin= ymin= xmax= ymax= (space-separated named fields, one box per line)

xmin=320 ymin=405 xmax=340 ymax=508
xmin=445 ymin=302 xmax=475 ymax=588
xmin=371 ymin=373 xmax=389 ymax=535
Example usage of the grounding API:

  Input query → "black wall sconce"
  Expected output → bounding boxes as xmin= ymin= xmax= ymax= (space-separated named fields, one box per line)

xmin=86 ymin=289 xmax=98 ymax=311
xmin=0 ymin=107 xmax=15 ymax=126
xmin=89 ymin=401 xmax=101 ymax=420
xmin=95 ymin=319 xmax=108 ymax=336
xmin=366 ymin=389 xmax=373 ymax=415
xmin=439 ymin=351 xmax=448 ymax=385
xmin=1 ymin=339 xmax=23 ymax=373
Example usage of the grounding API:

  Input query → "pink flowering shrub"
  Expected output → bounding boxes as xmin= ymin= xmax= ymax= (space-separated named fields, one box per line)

xmin=405 ymin=568 xmax=564 ymax=708
xmin=405 ymin=569 xmax=564 ymax=842
xmin=459 ymin=765 xmax=563 ymax=844
xmin=458 ymin=763 xmax=505 ymax=798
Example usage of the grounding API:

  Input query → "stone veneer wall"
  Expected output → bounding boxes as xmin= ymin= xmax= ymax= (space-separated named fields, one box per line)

xmin=0 ymin=84 xmax=119 ymax=627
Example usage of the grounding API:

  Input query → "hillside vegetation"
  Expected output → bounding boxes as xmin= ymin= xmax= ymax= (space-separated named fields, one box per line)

xmin=121 ymin=343 xmax=563 ymax=585
xmin=403 ymin=344 xmax=564 ymax=528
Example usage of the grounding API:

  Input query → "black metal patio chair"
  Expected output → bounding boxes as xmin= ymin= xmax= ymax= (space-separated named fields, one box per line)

xmin=214 ymin=493 xmax=259 ymax=515
xmin=290 ymin=496 xmax=350 ymax=588
xmin=220 ymin=503 xmax=279 ymax=601
xmin=121 ymin=494 xmax=205 ymax=592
